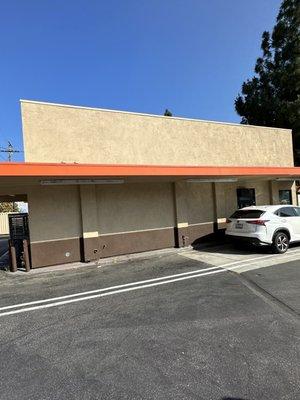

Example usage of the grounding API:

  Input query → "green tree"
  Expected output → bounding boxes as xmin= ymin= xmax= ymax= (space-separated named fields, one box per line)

xmin=164 ymin=109 xmax=173 ymax=116
xmin=235 ymin=0 xmax=300 ymax=164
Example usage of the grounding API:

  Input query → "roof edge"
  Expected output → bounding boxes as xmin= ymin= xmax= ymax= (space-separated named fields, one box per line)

xmin=19 ymin=99 xmax=292 ymax=133
xmin=0 ymin=161 xmax=298 ymax=169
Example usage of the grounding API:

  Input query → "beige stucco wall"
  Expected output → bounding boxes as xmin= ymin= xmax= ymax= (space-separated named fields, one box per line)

xmin=185 ymin=183 xmax=215 ymax=224
xmin=270 ymin=181 xmax=296 ymax=204
xmin=96 ymin=182 xmax=175 ymax=234
xmin=215 ymin=182 xmax=238 ymax=219
xmin=215 ymin=181 xmax=269 ymax=219
xmin=27 ymin=185 xmax=81 ymax=242
xmin=0 ymin=178 xmax=296 ymax=249
xmin=243 ymin=180 xmax=271 ymax=205
xmin=215 ymin=180 xmax=296 ymax=219
xmin=24 ymin=180 xmax=298 ymax=243
xmin=21 ymin=101 xmax=294 ymax=167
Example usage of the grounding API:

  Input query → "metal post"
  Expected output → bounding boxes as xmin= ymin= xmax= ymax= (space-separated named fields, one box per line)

xmin=9 ymin=240 xmax=17 ymax=272
xmin=23 ymin=239 xmax=31 ymax=272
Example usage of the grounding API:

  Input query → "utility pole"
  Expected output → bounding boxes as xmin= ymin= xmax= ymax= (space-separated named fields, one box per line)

xmin=0 ymin=141 xmax=23 ymax=161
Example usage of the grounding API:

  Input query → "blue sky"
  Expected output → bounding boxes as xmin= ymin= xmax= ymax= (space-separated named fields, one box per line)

xmin=0 ymin=0 xmax=281 ymax=161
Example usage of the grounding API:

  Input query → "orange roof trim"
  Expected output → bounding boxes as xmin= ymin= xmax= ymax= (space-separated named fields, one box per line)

xmin=0 ymin=162 xmax=300 ymax=178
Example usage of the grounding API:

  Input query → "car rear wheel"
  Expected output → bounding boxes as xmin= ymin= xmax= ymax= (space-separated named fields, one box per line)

xmin=272 ymin=232 xmax=289 ymax=254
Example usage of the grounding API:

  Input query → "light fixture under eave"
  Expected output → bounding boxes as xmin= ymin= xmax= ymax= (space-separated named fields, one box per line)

xmin=40 ymin=179 xmax=125 ymax=185
xmin=186 ymin=178 xmax=238 ymax=183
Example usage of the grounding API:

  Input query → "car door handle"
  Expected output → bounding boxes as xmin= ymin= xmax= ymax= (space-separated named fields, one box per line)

xmin=282 ymin=219 xmax=287 ymax=223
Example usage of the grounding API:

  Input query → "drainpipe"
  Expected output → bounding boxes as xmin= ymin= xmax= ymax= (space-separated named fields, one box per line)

xmin=212 ymin=183 xmax=218 ymax=233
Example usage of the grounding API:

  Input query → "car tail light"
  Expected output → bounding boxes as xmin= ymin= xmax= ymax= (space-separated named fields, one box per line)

xmin=246 ymin=219 xmax=269 ymax=226
xmin=226 ymin=218 xmax=232 ymax=223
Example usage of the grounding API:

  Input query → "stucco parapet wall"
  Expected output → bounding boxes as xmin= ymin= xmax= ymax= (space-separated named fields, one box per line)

xmin=21 ymin=100 xmax=293 ymax=167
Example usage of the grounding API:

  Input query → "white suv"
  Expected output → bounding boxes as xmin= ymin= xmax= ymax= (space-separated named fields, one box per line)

xmin=225 ymin=205 xmax=300 ymax=253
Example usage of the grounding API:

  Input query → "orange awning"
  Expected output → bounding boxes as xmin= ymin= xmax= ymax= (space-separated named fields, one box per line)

xmin=0 ymin=162 xmax=300 ymax=178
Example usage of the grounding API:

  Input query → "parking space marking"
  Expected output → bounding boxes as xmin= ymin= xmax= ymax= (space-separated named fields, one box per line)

xmin=0 ymin=268 xmax=227 ymax=317
xmin=0 ymin=265 xmax=221 ymax=312
xmin=1 ymin=249 xmax=300 ymax=318
xmin=225 ymin=252 xmax=300 ymax=273
xmin=3 ymin=250 xmax=295 ymax=313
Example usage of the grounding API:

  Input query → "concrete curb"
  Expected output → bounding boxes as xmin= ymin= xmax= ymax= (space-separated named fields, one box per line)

xmin=4 ymin=246 xmax=192 ymax=277
xmin=2 ymin=238 xmax=229 ymax=278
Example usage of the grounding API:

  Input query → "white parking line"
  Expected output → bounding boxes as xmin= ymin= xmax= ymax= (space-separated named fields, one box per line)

xmin=3 ymin=250 xmax=294 ymax=312
xmin=0 ymin=268 xmax=226 ymax=317
xmin=0 ymin=265 xmax=221 ymax=312
xmin=220 ymin=248 xmax=300 ymax=268
xmin=1 ymin=249 xmax=300 ymax=318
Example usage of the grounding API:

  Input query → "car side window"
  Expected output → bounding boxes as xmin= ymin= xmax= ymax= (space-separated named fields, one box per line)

xmin=278 ymin=207 xmax=297 ymax=217
xmin=293 ymin=207 xmax=300 ymax=216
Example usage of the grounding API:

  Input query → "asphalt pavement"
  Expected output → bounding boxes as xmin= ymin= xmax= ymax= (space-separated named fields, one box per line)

xmin=0 ymin=250 xmax=299 ymax=400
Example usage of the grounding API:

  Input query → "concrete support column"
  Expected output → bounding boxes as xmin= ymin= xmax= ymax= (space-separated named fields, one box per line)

xmin=173 ymin=181 xmax=189 ymax=247
xmin=79 ymin=185 xmax=100 ymax=262
xmin=291 ymin=182 xmax=297 ymax=205
xmin=213 ymin=182 xmax=229 ymax=230
xmin=269 ymin=181 xmax=278 ymax=205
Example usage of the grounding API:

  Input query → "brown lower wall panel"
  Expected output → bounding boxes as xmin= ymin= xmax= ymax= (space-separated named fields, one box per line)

xmin=171 ymin=223 xmax=215 ymax=247
xmin=175 ymin=226 xmax=189 ymax=247
xmin=82 ymin=236 xmax=100 ymax=262
xmin=98 ymin=228 xmax=176 ymax=258
xmin=30 ymin=224 xmax=217 ymax=268
xmin=30 ymin=238 xmax=82 ymax=268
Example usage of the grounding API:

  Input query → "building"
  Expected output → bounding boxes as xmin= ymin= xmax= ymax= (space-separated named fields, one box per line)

xmin=0 ymin=99 xmax=300 ymax=269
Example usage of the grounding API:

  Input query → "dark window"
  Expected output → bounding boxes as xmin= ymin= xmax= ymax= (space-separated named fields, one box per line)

xmin=236 ymin=188 xmax=256 ymax=209
xmin=279 ymin=190 xmax=292 ymax=205
xmin=293 ymin=207 xmax=300 ymax=216
xmin=230 ymin=209 xmax=265 ymax=219
xmin=277 ymin=207 xmax=296 ymax=217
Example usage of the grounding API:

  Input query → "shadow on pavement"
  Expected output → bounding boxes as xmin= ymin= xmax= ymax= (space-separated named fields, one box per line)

xmin=191 ymin=231 xmax=271 ymax=255
xmin=192 ymin=235 xmax=300 ymax=256
xmin=194 ymin=242 xmax=272 ymax=255
xmin=190 ymin=228 xmax=300 ymax=256
xmin=222 ymin=398 xmax=247 ymax=400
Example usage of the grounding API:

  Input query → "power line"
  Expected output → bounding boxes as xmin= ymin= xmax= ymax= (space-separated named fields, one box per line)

xmin=0 ymin=141 xmax=23 ymax=162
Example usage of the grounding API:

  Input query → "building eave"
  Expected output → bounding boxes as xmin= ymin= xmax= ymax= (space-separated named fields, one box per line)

xmin=0 ymin=162 xmax=300 ymax=179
